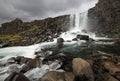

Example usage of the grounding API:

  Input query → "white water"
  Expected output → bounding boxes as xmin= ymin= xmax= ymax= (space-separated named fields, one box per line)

xmin=60 ymin=11 xmax=96 ymax=41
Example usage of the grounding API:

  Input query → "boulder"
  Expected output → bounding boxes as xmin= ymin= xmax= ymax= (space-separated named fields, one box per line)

xmin=113 ymin=72 xmax=120 ymax=80
xmin=72 ymin=58 xmax=94 ymax=81
xmin=103 ymin=73 xmax=119 ymax=81
xmin=40 ymin=71 xmax=75 ymax=81
xmin=76 ymin=34 xmax=89 ymax=41
xmin=56 ymin=38 xmax=64 ymax=48
xmin=4 ymin=72 xmax=30 ymax=81
xmin=21 ymin=58 xmax=41 ymax=73
xmin=65 ymin=72 xmax=75 ymax=81
xmin=72 ymin=38 xmax=78 ymax=41
xmin=14 ymin=56 xmax=32 ymax=65
xmin=102 ymin=61 xmax=120 ymax=75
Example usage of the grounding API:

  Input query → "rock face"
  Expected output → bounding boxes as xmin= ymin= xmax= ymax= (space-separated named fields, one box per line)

xmin=88 ymin=0 xmax=120 ymax=37
xmin=0 ymin=15 xmax=70 ymax=46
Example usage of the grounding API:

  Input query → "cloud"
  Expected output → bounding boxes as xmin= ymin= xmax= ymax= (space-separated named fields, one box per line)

xmin=0 ymin=0 xmax=98 ymax=24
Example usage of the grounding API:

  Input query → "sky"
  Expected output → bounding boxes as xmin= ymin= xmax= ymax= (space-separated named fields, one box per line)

xmin=0 ymin=0 xmax=98 ymax=24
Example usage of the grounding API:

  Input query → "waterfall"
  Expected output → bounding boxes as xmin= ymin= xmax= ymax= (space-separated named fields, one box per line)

xmin=75 ymin=13 xmax=80 ymax=29
xmin=60 ymin=11 xmax=90 ymax=41
xmin=69 ymin=11 xmax=88 ymax=33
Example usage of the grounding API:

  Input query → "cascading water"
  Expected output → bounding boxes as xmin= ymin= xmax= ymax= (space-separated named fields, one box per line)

xmin=60 ymin=11 xmax=96 ymax=41
xmin=70 ymin=11 xmax=88 ymax=33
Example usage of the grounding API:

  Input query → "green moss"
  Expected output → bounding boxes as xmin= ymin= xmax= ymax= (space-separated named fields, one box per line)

xmin=19 ymin=25 xmax=40 ymax=35
xmin=0 ymin=34 xmax=22 ymax=43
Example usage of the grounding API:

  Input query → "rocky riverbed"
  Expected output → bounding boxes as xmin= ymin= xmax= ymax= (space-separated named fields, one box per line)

xmin=0 ymin=37 xmax=120 ymax=81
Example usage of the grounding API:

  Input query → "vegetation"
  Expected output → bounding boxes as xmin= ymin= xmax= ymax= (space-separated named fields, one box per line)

xmin=0 ymin=34 xmax=22 ymax=43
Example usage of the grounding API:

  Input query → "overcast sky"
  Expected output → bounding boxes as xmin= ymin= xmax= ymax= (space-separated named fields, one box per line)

xmin=0 ymin=0 xmax=98 ymax=24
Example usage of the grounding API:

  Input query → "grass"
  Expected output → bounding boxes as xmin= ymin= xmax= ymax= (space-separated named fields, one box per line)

xmin=0 ymin=34 xmax=22 ymax=43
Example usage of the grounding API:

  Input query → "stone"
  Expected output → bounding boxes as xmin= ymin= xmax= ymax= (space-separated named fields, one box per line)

xmin=102 ymin=61 xmax=120 ymax=75
xmin=40 ymin=71 xmax=75 ymax=81
xmin=104 ymin=73 xmax=119 ymax=81
xmin=72 ymin=58 xmax=94 ymax=81
xmin=76 ymin=34 xmax=89 ymax=41
xmin=4 ymin=72 xmax=30 ymax=81
xmin=56 ymin=38 xmax=64 ymax=48
xmin=14 ymin=56 xmax=32 ymax=65
xmin=72 ymin=38 xmax=78 ymax=41
xmin=21 ymin=58 xmax=41 ymax=73
xmin=113 ymin=72 xmax=120 ymax=80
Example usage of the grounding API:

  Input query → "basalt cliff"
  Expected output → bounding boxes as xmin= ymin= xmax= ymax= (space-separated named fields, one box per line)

xmin=88 ymin=0 xmax=120 ymax=37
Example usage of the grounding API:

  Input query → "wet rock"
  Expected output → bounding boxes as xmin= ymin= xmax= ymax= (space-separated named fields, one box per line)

xmin=102 ymin=61 xmax=120 ymax=75
xmin=76 ymin=34 xmax=89 ymax=41
xmin=72 ymin=38 xmax=78 ymax=41
xmin=21 ymin=57 xmax=41 ymax=73
xmin=7 ymin=64 xmax=21 ymax=73
xmin=35 ymin=48 xmax=52 ymax=57
xmin=4 ymin=72 xmax=30 ymax=81
xmin=7 ymin=57 xmax=16 ymax=64
xmin=40 ymin=71 xmax=75 ymax=81
xmin=14 ymin=56 xmax=32 ymax=65
xmin=72 ymin=58 xmax=94 ymax=81
xmin=56 ymin=38 xmax=64 ymax=48
xmin=0 ymin=42 xmax=10 ymax=48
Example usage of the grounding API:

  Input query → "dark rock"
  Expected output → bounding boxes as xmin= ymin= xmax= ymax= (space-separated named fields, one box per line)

xmin=72 ymin=38 xmax=78 ymax=41
xmin=14 ymin=56 xmax=32 ymax=65
xmin=76 ymin=34 xmax=89 ymax=41
xmin=56 ymin=38 xmax=64 ymax=48
xmin=4 ymin=72 xmax=30 ymax=81
xmin=113 ymin=72 xmax=120 ymax=81
xmin=21 ymin=58 xmax=41 ymax=73
xmin=0 ymin=42 xmax=10 ymax=48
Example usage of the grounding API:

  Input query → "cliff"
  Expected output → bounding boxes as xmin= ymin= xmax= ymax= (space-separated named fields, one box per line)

xmin=88 ymin=0 xmax=120 ymax=37
xmin=0 ymin=15 xmax=70 ymax=46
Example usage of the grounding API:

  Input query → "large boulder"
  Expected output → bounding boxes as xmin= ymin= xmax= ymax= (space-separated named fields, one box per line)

xmin=72 ymin=58 xmax=94 ymax=81
xmin=40 ymin=71 xmax=75 ymax=81
xmin=4 ymin=72 xmax=30 ymax=81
